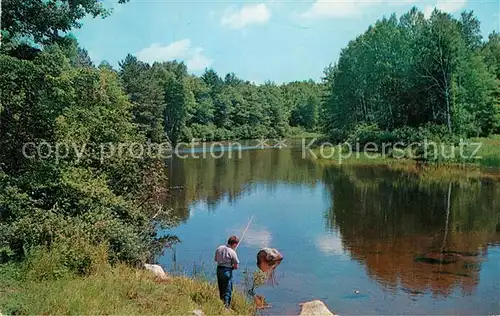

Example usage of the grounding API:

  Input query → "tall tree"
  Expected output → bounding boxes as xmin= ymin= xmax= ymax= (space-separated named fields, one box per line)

xmin=1 ymin=0 xmax=128 ymax=45
xmin=119 ymin=54 xmax=165 ymax=142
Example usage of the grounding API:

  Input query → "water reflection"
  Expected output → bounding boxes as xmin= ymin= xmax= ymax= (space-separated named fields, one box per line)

xmin=323 ymin=166 xmax=500 ymax=297
xmin=164 ymin=146 xmax=500 ymax=313
xmin=166 ymin=145 xmax=323 ymax=221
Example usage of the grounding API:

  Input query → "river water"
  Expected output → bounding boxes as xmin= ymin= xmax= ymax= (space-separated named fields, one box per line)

xmin=159 ymin=141 xmax=500 ymax=315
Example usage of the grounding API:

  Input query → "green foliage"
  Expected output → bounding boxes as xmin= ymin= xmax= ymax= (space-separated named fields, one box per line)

xmin=495 ymin=107 xmax=500 ymax=135
xmin=23 ymin=240 xmax=109 ymax=281
xmin=282 ymin=80 xmax=323 ymax=131
xmin=1 ymin=0 xmax=128 ymax=46
xmin=118 ymin=62 xmax=323 ymax=142
xmin=348 ymin=123 xmax=385 ymax=147
xmin=0 ymin=263 xmax=253 ymax=315
xmin=0 ymin=44 xmax=170 ymax=270
xmin=322 ymin=8 xmax=498 ymax=140
xmin=119 ymin=54 xmax=165 ymax=142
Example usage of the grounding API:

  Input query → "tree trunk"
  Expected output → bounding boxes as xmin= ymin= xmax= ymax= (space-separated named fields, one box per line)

xmin=444 ymin=81 xmax=452 ymax=133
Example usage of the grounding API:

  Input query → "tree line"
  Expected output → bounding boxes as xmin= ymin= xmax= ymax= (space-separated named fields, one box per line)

xmin=322 ymin=8 xmax=500 ymax=143
xmin=118 ymin=55 xmax=323 ymax=143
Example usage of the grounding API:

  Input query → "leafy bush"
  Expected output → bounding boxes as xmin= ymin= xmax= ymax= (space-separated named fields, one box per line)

xmin=24 ymin=239 xmax=109 ymax=281
xmin=189 ymin=123 xmax=216 ymax=141
xmin=347 ymin=123 xmax=395 ymax=150
xmin=327 ymin=128 xmax=348 ymax=144
xmin=494 ymin=106 xmax=500 ymax=135
xmin=348 ymin=123 xmax=382 ymax=146
xmin=0 ymin=48 xmax=171 ymax=274
xmin=213 ymin=127 xmax=234 ymax=141
xmin=418 ymin=123 xmax=458 ymax=144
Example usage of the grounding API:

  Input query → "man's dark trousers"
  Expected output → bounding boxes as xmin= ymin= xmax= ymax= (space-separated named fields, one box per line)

xmin=216 ymin=266 xmax=233 ymax=308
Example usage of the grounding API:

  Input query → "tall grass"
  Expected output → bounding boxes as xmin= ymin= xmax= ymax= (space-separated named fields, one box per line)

xmin=0 ymin=264 xmax=253 ymax=315
xmin=312 ymin=135 xmax=500 ymax=170
xmin=0 ymin=244 xmax=254 ymax=315
xmin=473 ymin=136 xmax=500 ymax=168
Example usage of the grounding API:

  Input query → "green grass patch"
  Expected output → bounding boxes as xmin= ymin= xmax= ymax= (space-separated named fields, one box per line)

xmin=472 ymin=136 xmax=500 ymax=168
xmin=287 ymin=126 xmax=324 ymax=139
xmin=309 ymin=137 xmax=500 ymax=183
xmin=310 ymin=147 xmax=413 ymax=167
xmin=310 ymin=136 xmax=500 ymax=169
xmin=0 ymin=263 xmax=253 ymax=315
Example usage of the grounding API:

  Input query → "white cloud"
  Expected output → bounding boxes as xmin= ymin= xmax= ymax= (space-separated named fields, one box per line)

xmin=221 ymin=3 xmax=271 ymax=29
xmin=302 ymin=0 xmax=466 ymax=19
xmin=243 ymin=228 xmax=272 ymax=249
xmin=228 ymin=226 xmax=272 ymax=249
xmin=136 ymin=39 xmax=212 ymax=71
xmin=302 ymin=0 xmax=384 ymax=19
xmin=436 ymin=0 xmax=467 ymax=12
xmin=424 ymin=5 xmax=435 ymax=18
xmin=424 ymin=0 xmax=467 ymax=18
xmin=316 ymin=233 xmax=347 ymax=257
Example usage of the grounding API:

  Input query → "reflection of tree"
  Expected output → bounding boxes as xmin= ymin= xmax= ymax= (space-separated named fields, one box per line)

xmin=323 ymin=166 xmax=500 ymax=297
xmin=165 ymin=146 xmax=323 ymax=221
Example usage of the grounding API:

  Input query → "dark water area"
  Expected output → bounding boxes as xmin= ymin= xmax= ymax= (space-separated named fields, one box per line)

xmin=159 ymin=141 xmax=500 ymax=315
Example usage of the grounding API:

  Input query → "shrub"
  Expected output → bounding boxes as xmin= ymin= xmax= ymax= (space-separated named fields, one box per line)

xmin=0 ymin=51 xmax=171 ymax=273
xmin=494 ymin=106 xmax=500 ymax=135
xmin=347 ymin=123 xmax=394 ymax=150
xmin=24 ymin=238 xmax=109 ymax=281
xmin=327 ymin=128 xmax=348 ymax=144
xmin=213 ymin=128 xmax=234 ymax=141
xmin=348 ymin=123 xmax=382 ymax=146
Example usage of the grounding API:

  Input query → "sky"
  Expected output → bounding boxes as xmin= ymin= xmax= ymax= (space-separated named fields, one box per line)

xmin=73 ymin=0 xmax=500 ymax=83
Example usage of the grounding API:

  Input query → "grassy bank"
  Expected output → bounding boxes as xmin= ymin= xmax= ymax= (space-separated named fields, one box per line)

xmin=472 ymin=136 xmax=500 ymax=167
xmin=311 ymin=135 xmax=500 ymax=169
xmin=309 ymin=135 xmax=500 ymax=182
xmin=0 ymin=263 xmax=253 ymax=315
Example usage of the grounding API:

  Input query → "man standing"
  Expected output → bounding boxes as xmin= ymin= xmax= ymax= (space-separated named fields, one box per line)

xmin=214 ymin=236 xmax=240 ymax=308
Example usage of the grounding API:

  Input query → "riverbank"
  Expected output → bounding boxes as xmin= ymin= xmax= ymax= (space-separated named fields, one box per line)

xmin=0 ymin=262 xmax=253 ymax=315
xmin=310 ymin=136 xmax=500 ymax=169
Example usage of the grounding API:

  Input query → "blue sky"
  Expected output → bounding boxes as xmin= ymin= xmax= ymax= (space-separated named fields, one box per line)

xmin=73 ymin=0 xmax=499 ymax=83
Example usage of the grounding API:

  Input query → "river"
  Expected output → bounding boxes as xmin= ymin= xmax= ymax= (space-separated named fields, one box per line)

xmin=158 ymin=140 xmax=500 ymax=315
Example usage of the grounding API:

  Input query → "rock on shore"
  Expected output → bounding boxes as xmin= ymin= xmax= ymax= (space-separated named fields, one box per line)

xmin=144 ymin=263 xmax=170 ymax=281
xmin=299 ymin=300 xmax=337 ymax=316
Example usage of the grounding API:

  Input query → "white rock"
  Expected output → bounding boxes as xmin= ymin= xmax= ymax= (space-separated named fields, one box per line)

xmin=299 ymin=300 xmax=337 ymax=316
xmin=192 ymin=310 xmax=205 ymax=316
xmin=144 ymin=263 xmax=169 ymax=280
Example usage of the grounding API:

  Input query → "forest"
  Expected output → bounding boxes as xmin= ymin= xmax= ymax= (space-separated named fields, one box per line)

xmin=323 ymin=8 xmax=500 ymax=144
xmin=0 ymin=0 xmax=499 ymax=311
xmin=119 ymin=56 xmax=323 ymax=143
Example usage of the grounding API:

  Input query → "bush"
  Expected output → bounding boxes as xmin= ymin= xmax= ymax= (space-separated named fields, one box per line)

xmin=494 ymin=106 xmax=500 ymax=135
xmin=189 ymin=123 xmax=216 ymax=141
xmin=348 ymin=123 xmax=381 ymax=146
xmin=327 ymin=128 xmax=348 ymax=144
xmin=347 ymin=123 xmax=394 ymax=150
xmin=213 ymin=128 xmax=234 ymax=141
xmin=0 ymin=50 xmax=170 ymax=273
xmin=24 ymin=239 xmax=109 ymax=281
xmin=418 ymin=123 xmax=459 ymax=144
xmin=391 ymin=126 xmax=423 ymax=145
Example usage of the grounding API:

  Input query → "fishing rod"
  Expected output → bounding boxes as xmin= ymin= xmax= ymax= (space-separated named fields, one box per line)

xmin=235 ymin=215 xmax=254 ymax=250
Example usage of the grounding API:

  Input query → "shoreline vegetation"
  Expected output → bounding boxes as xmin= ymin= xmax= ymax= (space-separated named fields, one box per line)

xmin=310 ymin=136 xmax=500 ymax=166
xmin=0 ymin=261 xmax=253 ymax=315
xmin=309 ymin=135 xmax=500 ymax=182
